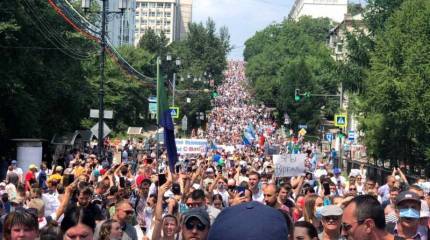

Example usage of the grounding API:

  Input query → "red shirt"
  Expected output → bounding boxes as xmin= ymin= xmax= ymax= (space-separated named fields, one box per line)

xmin=25 ymin=171 xmax=35 ymax=191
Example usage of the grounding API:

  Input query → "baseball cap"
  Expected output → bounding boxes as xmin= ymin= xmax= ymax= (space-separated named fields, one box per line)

xmin=333 ymin=168 xmax=341 ymax=175
xmin=11 ymin=160 xmax=17 ymax=165
xmin=320 ymin=205 xmax=343 ymax=217
xmin=206 ymin=168 xmax=214 ymax=173
xmin=396 ymin=191 xmax=421 ymax=206
xmin=208 ymin=202 xmax=288 ymax=240
xmin=183 ymin=208 xmax=210 ymax=227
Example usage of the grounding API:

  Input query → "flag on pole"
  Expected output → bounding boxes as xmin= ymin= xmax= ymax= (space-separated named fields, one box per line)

xmin=157 ymin=75 xmax=178 ymax=173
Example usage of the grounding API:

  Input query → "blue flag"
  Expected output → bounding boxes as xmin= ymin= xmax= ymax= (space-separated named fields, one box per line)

xmin=158 ymin=75 xmax=178 ymax=173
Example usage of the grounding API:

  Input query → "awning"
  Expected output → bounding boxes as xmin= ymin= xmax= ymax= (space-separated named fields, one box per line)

xmin=51 ymin=130 xmax=95 ymax=145
xmin=127 ymin=127 xmax=143 ymax=135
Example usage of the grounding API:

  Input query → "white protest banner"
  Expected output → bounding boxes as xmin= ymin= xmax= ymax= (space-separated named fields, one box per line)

xmin=273 ymin=154 xmax=306 ymax=177
xmin=175 ymin=139 xmax=208 ymax=155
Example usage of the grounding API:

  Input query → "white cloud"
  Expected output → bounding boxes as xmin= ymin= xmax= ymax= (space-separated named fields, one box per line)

xmin=192 ymin=0 xmax=293 ymax=59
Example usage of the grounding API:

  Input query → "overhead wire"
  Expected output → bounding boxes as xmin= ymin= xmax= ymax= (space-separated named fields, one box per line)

xmin=50 ymin=0 xmax=156 ymax=84
xmin=21 ymin=0 xmax=95 ymax=60
xmin=22 ymin=0 xmax=95 ymax=59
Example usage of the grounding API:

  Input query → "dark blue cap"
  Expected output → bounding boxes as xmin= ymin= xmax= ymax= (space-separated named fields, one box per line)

xmin=208 ymin=201 xmax=288 ymax=240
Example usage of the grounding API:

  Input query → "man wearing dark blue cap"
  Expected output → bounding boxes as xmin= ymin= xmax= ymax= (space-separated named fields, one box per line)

xmin=388 ymin=191 xmax=427 ymax=240
xmin=182 ymin=207 xmax=211 ymax=240
xmin=208 ymin=201 xmax=288 ymax=240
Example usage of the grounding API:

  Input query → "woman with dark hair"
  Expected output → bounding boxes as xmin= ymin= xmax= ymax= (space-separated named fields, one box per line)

xmin=39 ymin=223 xmax=62 ymax=240
xmin=99 ymin=219 xmax=123 ymax=240
xmin=3 ymin=209 xmax=39 ymax=240
xmin=212 ymin=194 xmax=225 ymax=210
xmin=294 ymin=221 xmax=319 ymax=240
xmin=61 ymin=207 xmax=96 ymax=240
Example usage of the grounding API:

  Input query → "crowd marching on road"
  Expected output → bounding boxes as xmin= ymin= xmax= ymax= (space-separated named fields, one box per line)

xmin=2 ymin=61 xmax=430 ymax=240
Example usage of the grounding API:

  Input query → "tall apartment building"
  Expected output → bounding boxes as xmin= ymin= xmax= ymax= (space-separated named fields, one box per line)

xmin=134 ymin=0 xmax=192 ymax=46
xmin=289 ymin=0 xmax=348 ymax=23
xmin=104 ymin=0 xmax=136 ymax=47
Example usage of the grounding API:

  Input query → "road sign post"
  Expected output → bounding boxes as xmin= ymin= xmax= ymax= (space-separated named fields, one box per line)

xmin=169 ymin=107 xmax=180 ymax=119
xmin=334 ymin=114 xmax=347 ymax=128
xmin=181 ymin=115 xmax=188 ymax=137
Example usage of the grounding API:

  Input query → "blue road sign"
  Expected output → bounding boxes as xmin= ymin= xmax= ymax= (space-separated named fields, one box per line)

xmin=325 ymin=133 xmax=333 ymax=142
xmin=348 ymin=131 xmax=355 ymax=141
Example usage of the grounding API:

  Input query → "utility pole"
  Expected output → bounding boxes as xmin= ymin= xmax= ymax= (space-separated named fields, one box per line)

xmin=339 ymin=82 xmax=344 ymax=170
xmin=81 ymin=0 xmax=126 ymax=161
xmin=172 ymin=72 xmax=176 ymax=106
xmin=156 ymin=56 xmax=161 ymax=167
xmin=97 ymin=0 xmax=107 ymax=161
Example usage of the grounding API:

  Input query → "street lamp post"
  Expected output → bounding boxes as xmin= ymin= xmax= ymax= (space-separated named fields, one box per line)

xmin=82 ymin=0 xmax=126 ymax=161
xmin=166 ymin=54 xmax=181 ymax=106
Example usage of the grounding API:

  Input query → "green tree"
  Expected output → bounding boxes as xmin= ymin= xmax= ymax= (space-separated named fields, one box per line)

xmin=359 ymin=0 xmax=430 ymax=168
xmin=244 ymin=17 xmax=338 ymax=132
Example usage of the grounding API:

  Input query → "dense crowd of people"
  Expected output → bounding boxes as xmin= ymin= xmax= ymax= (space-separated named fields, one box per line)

xmin=2 ymin=61 xmax=430 ymax=240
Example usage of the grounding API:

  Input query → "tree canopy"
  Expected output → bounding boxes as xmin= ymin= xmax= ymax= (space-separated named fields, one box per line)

xmin=244 ymin=17 xmax=339 ymax=133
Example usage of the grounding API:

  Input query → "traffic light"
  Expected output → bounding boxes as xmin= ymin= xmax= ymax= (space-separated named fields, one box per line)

xmin=294 ymin=89 xmax=300 ymax=101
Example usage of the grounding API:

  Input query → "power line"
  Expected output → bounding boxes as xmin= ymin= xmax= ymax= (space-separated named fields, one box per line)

xmin=0 ymin=45 xmax=95 ymax=51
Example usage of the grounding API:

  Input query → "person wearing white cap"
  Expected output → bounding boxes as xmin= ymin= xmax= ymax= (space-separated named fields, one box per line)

xmin=319 ymin=205 xmax=343 ymax=240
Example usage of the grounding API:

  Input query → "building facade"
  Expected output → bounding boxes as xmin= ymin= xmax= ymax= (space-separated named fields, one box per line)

xmin=106 ymin=0 xmax=136 ymax=47
xmin=328 ymin=13 xmax=365 ymax=61
xmin=289 ymin=0 xmax=348 ymax=23
xmin=134 ymin=0 xmax=192 ymax=46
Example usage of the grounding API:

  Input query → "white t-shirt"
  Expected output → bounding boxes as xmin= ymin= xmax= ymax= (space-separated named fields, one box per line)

xmin=213 ymin=189 xmax=230 ymax=207
xmin=252 ymin=189 xmax=264 ymax=203
xmin=42 ymin=192 xmax=60 ymax=217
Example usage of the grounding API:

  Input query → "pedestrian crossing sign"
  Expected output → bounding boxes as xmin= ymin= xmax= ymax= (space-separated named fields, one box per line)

xmin=169 ymin=107 xmax=180 ymax=119
xmin=334 ymin=114 xmax=347 ymax=127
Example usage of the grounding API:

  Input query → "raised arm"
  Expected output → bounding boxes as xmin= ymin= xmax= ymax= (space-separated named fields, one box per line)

xmin=151 ymin=180 xmax=172 ymax=240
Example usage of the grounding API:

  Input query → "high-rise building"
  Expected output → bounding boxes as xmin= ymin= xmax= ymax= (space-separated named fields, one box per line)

xmin=105 ymin=0 xmax=136 ymax=47
xmin=133 ymin=0 xmax=193 ymax=46
xmin=289 ymin=0 xmax=348 ymax=23
xmin=176 ymin=0 xmax=192 ymax=40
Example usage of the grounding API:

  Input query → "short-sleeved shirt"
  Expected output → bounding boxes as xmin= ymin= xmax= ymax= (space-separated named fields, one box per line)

xmin=25 ymin=171 xmax=36 ymax=191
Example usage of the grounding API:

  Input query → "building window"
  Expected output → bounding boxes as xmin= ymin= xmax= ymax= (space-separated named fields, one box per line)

xmin=165 ymin=3 xmax=171 ymax=8
xmin=142 ymin=12 xmax=148 ymax=16
xmin=142 ymin=2 xmax=147 ymax=8
xmin=149 ymin=11 xmax=155 ymax=17
xmin=156 ymin=20 xmax=162 ymax=25
xmin=157 ymin=12 xmax=163 ymax=17
xmin=157 ymin=3 xmax=164 ymax=8
xmin=148 ymin=2 xmax=155 ymax=8
xmin=165 ymin=12 xmax=171 ymax=17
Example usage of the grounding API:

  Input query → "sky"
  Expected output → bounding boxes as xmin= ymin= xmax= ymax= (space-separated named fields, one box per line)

xmin=192 ymin=0 xmax=294 ymax=60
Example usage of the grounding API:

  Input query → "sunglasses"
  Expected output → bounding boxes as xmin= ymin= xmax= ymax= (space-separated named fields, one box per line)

xmin=122 ymin=209 xmax=134 ymax=215
xmin=341 ymin=220 xmax=364 ymax=231
xmin=185 ymin=220 xmax=206 ymax=231
xmin=323 ymin=215 xmax=340 ymax=221
xmin=349 ymin=188 xmax=357 ymax=191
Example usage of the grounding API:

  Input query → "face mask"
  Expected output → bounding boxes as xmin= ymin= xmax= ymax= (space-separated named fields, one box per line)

xmin=315 ymin=206 xmax=324 ymax=219
xmin=399 ymin=208 xmax=420 ymax=219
